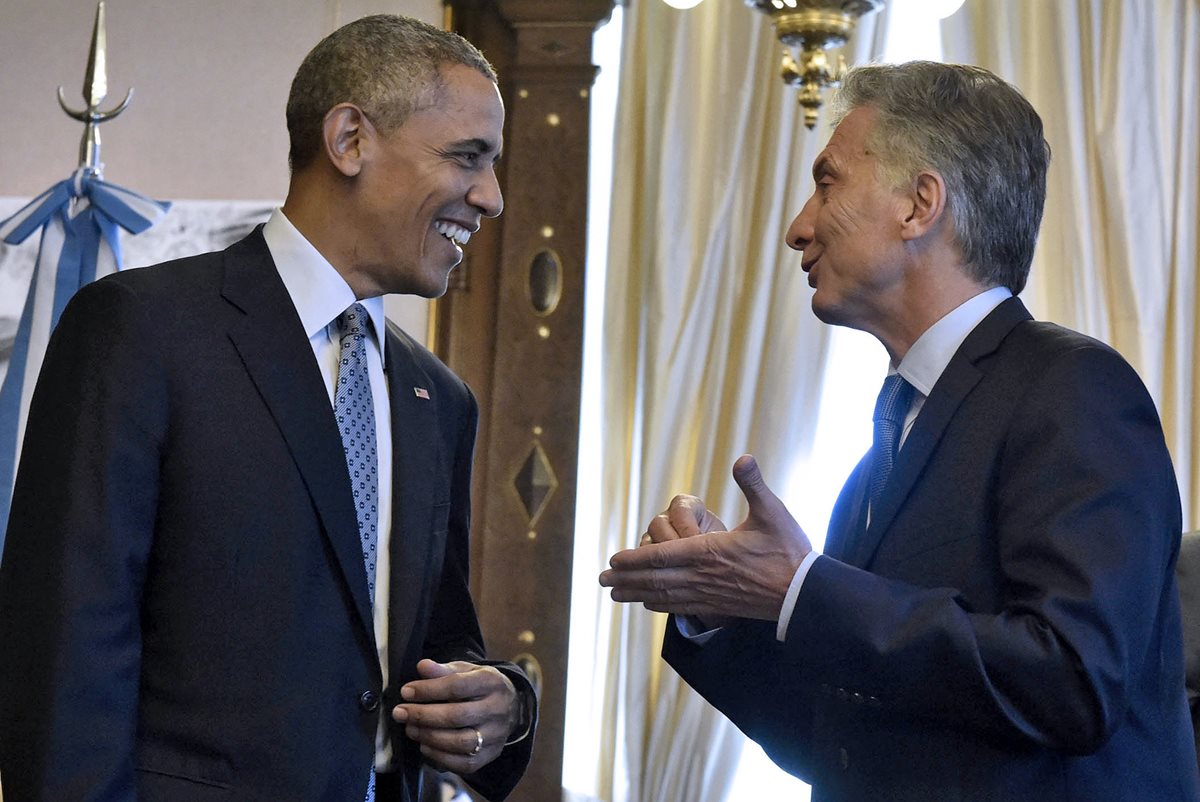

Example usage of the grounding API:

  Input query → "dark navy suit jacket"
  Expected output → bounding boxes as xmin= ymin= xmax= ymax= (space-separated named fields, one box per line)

xmin=665 ymin=298 xmax=1198 ymax=801
xmin=0 ymin=229 xmax=533 ymax=801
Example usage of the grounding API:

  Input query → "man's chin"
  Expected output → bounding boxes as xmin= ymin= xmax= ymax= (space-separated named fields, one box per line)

xmin=810 ymin=295 xmax=840 ymax=326
xmin=413 ymin=261 xmax=460 ymax=299
xmin=384 ymin=255 xmax=461 ymax=298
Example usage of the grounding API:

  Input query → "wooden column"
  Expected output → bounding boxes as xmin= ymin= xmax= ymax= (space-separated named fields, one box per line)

xmin=439 ymin=2 xmax=615 ymax=800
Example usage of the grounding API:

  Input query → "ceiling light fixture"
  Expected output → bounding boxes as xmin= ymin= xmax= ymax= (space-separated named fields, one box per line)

xmin=745 ymin=0 xmax=885 ymax=129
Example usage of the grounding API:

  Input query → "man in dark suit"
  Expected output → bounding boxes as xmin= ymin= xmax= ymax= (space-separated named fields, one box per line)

xmin=0 ymin=15 xmax=534 ymax=801
xmin=601 ymin=62 xmax=1198 ymax=800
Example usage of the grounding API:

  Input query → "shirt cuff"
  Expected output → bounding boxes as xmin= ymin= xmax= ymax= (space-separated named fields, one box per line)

xmin=503 ymin=682 xmax=536 ymax=746
xmin=776 ymin=551 xmax=822 ymax=642
xmin=675 ymin=614 xmax=720 ymax=645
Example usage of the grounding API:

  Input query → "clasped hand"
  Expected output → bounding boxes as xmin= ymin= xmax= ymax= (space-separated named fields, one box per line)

xmin=599 ymin=455 xmax=813 ymax=624
xmin=392 ymin=659 xmax=519 ymax=774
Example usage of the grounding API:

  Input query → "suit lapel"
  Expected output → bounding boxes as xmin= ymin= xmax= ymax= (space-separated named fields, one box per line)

xmin=846 ymin=297 xmax=1034 ymax=568
xmin=383 ymin=326 xmax=443 ymax=657
xmin=825 ymin=456 xmax=870 ymax=562
xmin=220 ymin=230 xmax=376 ymax=642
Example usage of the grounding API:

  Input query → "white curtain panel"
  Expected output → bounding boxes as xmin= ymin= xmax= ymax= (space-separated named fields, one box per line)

xmin=943 ymin=0 xmax=1200 ymax=527
xmin=591 ymin=2 xmax=888 ymax=800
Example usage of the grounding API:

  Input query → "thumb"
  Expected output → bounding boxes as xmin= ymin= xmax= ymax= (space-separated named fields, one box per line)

xmin=415 ymin=658 xmax=457 ymax=678
xmin=731 ymin=454 xmax=792 ymax=527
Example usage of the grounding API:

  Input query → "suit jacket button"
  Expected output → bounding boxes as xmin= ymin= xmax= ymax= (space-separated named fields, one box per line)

xmin=839 ymin=747 xmax=850 ymax=771
xmin=359 ymin=690 xmax=380 ymax=712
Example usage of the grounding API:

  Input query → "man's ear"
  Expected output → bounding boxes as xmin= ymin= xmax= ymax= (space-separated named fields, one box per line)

xmin=321 ymin=103 xmax=371 ymax=178
xmin=899 ymin=170 xmax=947 ymax=241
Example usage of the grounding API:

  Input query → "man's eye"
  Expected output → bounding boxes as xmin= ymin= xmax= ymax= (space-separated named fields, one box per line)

xmin=457 ymin=152 xmax=481 ymax=165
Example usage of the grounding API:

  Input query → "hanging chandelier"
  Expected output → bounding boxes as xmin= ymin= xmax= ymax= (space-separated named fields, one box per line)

xmin=744 ymin=0 xmax=884 ymax=129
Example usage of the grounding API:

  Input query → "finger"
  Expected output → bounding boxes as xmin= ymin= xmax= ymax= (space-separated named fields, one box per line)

xmin=606 ymin=539 xmax=694 ymax=572
xmin=409 ymin=719 xmax=503 ymax=775
xmin=665 ymin=495 xmax=702 ymax=538
xmin=666 ymin=499 xmax=727 ymax=537
xmin=414 ymin=658 xmax=457 ymax=679
xmin=416 ymin=737 xmax=502 ymax=776
xmin=664 ymin=494 xmax=720 ymax=538
xmin=604 ymin=566 xmax=711 ymax=602
xmin=403 ymin=723 xmax=489 ymax=756
xmin=402 ymin=663 xmax=502 ymax=703
xmin=646 ymin=512 xmax=679 ymax=543
xmin=393 ymin=699 xmax=474 ymax=729
xmin=731 ymin=455 xmax=790 ymax=524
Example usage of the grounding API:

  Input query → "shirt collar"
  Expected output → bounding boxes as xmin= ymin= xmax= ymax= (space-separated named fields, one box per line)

xmin=896 ymin=285 xmax=1012 ymax=396
xmin=262 ymin=209 xmax=387 ymax=361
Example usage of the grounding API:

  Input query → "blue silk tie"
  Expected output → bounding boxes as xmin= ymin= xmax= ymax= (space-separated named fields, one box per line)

xmin=868 ymin=373 xmax=914 ymax=515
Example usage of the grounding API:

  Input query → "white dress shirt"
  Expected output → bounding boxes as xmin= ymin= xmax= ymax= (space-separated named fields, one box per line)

xmin=262 ymin=209 xmax=397 ymax=769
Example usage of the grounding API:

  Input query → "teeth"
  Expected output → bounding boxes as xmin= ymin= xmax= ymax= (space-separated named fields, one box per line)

xmin=434 ymin=221 xmax=471 ymax=246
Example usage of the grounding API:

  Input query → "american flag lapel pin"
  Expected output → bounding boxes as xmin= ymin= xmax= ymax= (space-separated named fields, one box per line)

xmin=414 ymin=387 xmax=430 ymax=400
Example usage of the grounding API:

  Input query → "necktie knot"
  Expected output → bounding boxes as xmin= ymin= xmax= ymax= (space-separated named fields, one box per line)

xmin=874 ymin=373 xmax=913 ymax=428
xmin=337 ymin=303 xmax=370 ymax=341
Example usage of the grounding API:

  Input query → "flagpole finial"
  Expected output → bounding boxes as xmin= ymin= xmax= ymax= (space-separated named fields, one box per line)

xmin=56 ymin=2 xmax=134 ymax=177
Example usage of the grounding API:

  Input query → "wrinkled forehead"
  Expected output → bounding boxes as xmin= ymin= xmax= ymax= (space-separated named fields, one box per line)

xmin=829 ymin=106 xmax=878 ymax=155
xmin=812 ymin=106 xmax=878 ymax=178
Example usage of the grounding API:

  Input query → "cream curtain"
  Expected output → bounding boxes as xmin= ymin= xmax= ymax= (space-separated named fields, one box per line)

xmin=942 ymin=0 xmax=1200 ymax=527
xmin=587 ymin=3 xmax=886 ymax=801
xmin=581 ymin=2 xmax=1197 ymax=801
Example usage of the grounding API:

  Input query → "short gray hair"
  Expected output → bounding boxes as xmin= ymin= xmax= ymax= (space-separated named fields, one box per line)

xmin=286 ymin=14 xmax=496 ymax=171
xmin=830 ymin=62 xmax=1050 ymax=294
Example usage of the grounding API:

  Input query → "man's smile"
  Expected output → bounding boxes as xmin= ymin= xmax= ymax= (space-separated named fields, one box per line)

xmin=434 ymin=219 xmax=475 ymax=247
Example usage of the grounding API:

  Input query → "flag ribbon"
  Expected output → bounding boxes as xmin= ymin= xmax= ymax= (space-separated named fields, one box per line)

xmin=0 ymin=169 xmax=170 ymax=539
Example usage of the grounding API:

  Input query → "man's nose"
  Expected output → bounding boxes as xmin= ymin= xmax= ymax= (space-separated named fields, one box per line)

xmin=785 ymin=195 xmax=817 ymax=252
xmin=470 ymin=168 xmax=504 ymax=219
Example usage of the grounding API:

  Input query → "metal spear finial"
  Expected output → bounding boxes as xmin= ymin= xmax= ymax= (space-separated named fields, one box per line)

xmin=56 ymin=2 xmax=134 ymax=176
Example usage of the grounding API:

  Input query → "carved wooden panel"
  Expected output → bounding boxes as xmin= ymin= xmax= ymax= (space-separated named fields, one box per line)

xmin=439 ymin=2 xmax=615 ymax=800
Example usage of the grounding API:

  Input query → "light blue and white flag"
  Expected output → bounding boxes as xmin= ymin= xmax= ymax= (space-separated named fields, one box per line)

xmin=0 ymin=168 xmax=169 ymax=545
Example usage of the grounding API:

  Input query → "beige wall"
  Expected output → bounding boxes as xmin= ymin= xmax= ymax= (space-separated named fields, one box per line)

xmin=1 ymin=0 xmax=441 ymax=200
xmin=0 ymin=0 xmax=442 ymax=335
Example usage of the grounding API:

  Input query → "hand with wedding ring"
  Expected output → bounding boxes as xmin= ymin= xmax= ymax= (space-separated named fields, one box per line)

xmin=392 ymin=659 xmax=520 ymax=774
xmin=470 ymin=727 xmax=484 ymax=756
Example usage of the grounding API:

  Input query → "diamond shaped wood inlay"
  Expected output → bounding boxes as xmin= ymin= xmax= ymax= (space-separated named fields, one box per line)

xmin=514 ymin=441 xmax=558 ymax=525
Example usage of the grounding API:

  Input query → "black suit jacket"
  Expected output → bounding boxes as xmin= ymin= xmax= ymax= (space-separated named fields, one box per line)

xmin=665 ymin=298 xmax=1198 ymax=801
xmin=1176 ymin=530 xmax=1200 ymax=763
xmin=0 ymin=230 xmax=533 ymax=801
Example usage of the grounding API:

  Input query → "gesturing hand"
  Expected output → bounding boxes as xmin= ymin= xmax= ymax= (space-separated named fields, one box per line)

xmin=392 ymin=659 xmax=520 ymax=775
xmin=599 ymin=455 xmax=813 ymax=622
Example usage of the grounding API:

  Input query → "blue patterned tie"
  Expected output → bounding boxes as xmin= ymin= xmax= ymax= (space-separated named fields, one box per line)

xmin=335 ymin=304 xmax=380 ymax=802
xmin=335 ymin=303 xmax=379 ymax=603
xmin=868 ymin=373 xmax=914 ymax=514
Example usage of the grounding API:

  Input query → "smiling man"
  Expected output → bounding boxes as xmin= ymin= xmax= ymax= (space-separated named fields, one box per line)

xmin=601 ymin=62 xmax=1198 ymax=800
xmin=0 ymin=15 xmax=534 ymax=802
